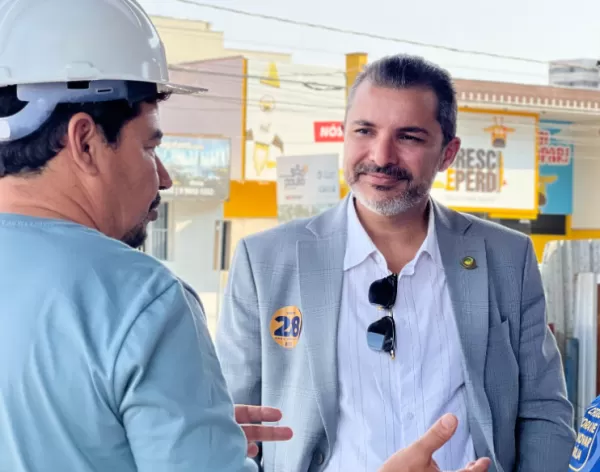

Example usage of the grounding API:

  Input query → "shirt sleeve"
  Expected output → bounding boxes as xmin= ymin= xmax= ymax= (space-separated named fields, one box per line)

xmin=112 ymin=279 xmax=257 ymax=472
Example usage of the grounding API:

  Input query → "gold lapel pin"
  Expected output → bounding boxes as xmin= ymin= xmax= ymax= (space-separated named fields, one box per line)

xmin=461 ymin=256 xmax=477 ymax=270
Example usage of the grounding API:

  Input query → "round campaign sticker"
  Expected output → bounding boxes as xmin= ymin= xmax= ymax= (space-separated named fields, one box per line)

xmin=269 ymin=306 xmax=303 ymax=349
xmin=570 ymin=401 xmax=600 ymax=471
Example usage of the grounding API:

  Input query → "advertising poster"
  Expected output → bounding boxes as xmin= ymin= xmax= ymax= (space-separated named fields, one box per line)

xmin=276 ymin=154 xmax=340 ymax=223
xmin=430 ymin=109 xmax=538 ymax=216
xmin=538 ymin=120 xmax=574 ymax=215
xmin=156 ymin=135 xmax=231 ymax=200
xmin=245 ymin=59 xmax=345 ymax=181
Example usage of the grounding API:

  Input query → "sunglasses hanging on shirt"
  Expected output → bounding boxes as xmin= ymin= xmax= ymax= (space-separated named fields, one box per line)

xmin=367 ymin=273 xmax=398 ymax=359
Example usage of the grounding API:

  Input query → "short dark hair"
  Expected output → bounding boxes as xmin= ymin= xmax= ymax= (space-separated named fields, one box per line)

xmin=347 ymin=54 xmax=457 ymax=145
xmin=0 ymin=84 xmax=169 ymax=177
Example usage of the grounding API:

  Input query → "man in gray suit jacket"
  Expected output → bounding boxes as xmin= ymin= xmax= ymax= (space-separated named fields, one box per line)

xmin=215 ymin=54 xmax=575 ymax=472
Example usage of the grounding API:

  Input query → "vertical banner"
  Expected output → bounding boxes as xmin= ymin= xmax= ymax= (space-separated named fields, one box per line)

xmin=430 ymin=109 xmax=538 ymax=217
xmin=276 ymin=154 xmax=340 ymax=223
xmin=538 ymin=120 xmax=574 ymax=215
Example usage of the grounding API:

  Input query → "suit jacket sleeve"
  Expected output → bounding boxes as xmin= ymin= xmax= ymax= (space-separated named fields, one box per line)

xmin=215 ymin=239 xmax=263 ymax=466
xmin=516 ymin=239 xmax=576 ymax=471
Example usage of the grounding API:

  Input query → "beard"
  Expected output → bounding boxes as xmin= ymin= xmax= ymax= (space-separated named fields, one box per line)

xmin=347 ymin=162 xmax=435 ymax=217
xmin=121 ymin=193 xmax=161 ymax=249
xmin=121 ymin=223 xmax=147 ymax=249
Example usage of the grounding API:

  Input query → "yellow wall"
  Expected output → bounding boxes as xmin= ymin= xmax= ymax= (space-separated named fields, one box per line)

xmin=224 ymin=181 xmax=277 ymax=218
xmin=345 ymin=53 xmax=368 ymax=100
xmin=531 ymin=216 xmax=600 ymax=261
xmin=339 ymin=53 xmax=367 ymax=199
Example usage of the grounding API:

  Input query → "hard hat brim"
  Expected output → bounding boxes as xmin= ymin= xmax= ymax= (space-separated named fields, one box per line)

xmin=159 ymin=81 xmax=208 ymax=95
xmin=0 ymin=79 xmax=209 ymax=143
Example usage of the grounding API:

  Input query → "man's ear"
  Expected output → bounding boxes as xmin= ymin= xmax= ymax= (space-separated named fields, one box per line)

xmin=65 ymin=113 xmax=104 ymax=176
xmin=439 ymin=136 xmax=461 ymax=172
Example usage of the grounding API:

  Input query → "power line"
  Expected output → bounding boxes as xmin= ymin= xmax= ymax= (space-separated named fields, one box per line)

xmin=157 ymin=25 xmax=551 ymax=80
xmin=169 ymin=64 xmax=346 ymax=91
xmin=175 ymin=0 xmax=549 ymax=66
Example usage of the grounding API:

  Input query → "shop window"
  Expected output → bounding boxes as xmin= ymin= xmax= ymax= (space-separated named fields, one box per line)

xmin=496 ymin=218 xmax=532 ymax=235
xmin=143 ymin=202 xmax=171 ymax=261
xmin=530 ymin=214 xmax=567 ymax=235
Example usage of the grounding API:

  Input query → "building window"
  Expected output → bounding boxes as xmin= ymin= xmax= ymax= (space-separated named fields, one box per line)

xmin=550 ymin=66 xmax=574 ymax=74
xmin=144 ymin=202 xmax=170 ymax=261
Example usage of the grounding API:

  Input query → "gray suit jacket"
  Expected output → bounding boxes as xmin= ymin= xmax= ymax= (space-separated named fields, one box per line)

xmin=215 ymin=196 xmax=576 ymax=472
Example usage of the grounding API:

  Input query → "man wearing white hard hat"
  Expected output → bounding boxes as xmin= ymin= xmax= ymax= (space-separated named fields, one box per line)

xmin=0 ymin=0 xmax=294 ymax=470
xmin=0 ymin=0 xmax=491 ymax=471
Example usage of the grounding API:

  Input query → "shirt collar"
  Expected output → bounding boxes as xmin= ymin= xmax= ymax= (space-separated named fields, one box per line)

xmin=344 ymin=196 xmax=378 ymax=271
xmin=343 ymin=196 xmax=443 ymax=272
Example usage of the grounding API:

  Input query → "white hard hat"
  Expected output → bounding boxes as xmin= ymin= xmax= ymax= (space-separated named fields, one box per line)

xmin=0 ymin=0 xmax=207 ymax=142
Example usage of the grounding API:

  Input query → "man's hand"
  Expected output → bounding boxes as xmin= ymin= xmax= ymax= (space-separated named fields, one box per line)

xmin=379 ymin=414 xmax=491 ymax=472
xmin=234 ymin=405 xmax=294 ymax=457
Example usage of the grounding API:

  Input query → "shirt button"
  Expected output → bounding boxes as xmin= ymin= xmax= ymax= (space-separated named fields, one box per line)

xmin=405 ymin=412 xmax=414 ymax=422
xmin=314 ymin=451 xmax=325 ymax=465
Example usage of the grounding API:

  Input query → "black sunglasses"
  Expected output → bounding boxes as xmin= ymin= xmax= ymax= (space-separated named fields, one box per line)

xmin=367 ymin=273 xmax=398 ymax=359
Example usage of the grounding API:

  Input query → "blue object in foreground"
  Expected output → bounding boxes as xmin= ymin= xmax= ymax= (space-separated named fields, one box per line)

xmin=569 ymin=396 xmax=600 ymax=471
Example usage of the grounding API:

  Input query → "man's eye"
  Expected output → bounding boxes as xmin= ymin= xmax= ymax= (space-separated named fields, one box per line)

xmin=399 ymin=135 xmax=423 ymax=142
xmin=354 ymin=128 xmax=371 ymax=135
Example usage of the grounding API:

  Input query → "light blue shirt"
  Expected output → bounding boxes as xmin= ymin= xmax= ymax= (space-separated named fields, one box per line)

xmin=0 ymin=213 xmax=257 ymax=472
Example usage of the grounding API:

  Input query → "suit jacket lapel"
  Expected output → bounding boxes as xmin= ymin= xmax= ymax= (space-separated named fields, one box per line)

xmin=433 ymin=201 xmax=496 ymax=461
xmin=297 ymin=198 xmax=349 ymax=452
xmin=434 ymin=201 xmax=489 ymax=385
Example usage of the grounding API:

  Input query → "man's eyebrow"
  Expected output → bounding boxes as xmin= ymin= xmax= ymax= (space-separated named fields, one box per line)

xmin=397 ymin=126 xmax=430 ymax=136
xmin=351 ymin=119 xmax=375 ymax=127
xmin=350 ymin=121 xmax=430 ymax=136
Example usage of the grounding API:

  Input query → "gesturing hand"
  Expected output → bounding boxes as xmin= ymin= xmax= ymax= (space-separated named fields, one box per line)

xmin=379 ymin=414 xmax=491 ymax=472
xmin=234 ymin=405 xmax=294 ymax=457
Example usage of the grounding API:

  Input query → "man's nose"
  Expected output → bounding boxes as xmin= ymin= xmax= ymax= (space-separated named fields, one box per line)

xmin=156 ymin=157 xmax=173 ymax=190
xmin=370 ymin=135 xmax=397 ymax=168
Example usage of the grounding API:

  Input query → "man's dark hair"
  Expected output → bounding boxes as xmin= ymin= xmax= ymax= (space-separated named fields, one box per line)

xmin=0 ymin=83 xmax=169 ymax=177
xmin=346 ymin=54 xmax=457 ymax=145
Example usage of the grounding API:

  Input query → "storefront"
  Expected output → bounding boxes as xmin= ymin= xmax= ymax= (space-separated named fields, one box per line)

xmin=146 ymin=54 xmax=600 ymax=338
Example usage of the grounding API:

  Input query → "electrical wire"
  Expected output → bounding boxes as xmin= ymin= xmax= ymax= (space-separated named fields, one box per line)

xmin=166 ymin=65 xmax=600 ymax=121
xmin=174 ymin=0 xmax=576 ymax=68
xmin=155 ymin=24 xmax=552 ymax=80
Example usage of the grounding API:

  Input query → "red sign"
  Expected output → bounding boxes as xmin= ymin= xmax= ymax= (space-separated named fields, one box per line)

xmin=538 ymin=129 xmax=571 ymax=165
xmin=314 ymin=121 xmax=344 ymax=143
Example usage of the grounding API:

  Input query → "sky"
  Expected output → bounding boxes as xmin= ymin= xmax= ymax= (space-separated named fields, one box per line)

xmin=138 ymin=0 xmax=600 ymax=85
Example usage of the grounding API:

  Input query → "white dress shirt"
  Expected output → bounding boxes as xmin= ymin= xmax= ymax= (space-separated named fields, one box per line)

xmin=324 ymin=198 xmax=476 ymax=471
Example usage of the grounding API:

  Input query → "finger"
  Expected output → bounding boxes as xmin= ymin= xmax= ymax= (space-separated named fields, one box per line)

xmin=242 ymin=424 xmax=294 ymax=442
xmin=247 ymin=442 xmax=259 ymax=458
xmin=459 ymin=457 xmax=491 ymax=472
xmin=412 ymin=414 xmax=458 ymax=456
xmin=235 ymin=405 xmax=283 ymax=424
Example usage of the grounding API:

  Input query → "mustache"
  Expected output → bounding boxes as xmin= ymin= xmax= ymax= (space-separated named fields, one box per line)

xmin=354 ymin=163 xmax=413 ymax=181
xmin=149 ymin=194 xmax=161 ymax=211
